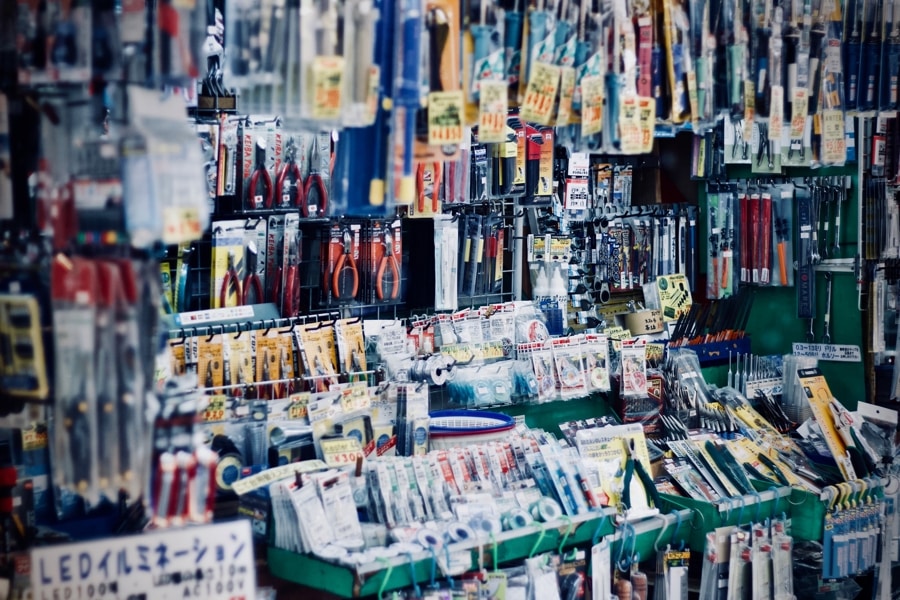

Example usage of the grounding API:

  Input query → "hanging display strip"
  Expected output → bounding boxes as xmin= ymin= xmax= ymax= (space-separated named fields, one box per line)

xmin=268 ymin=509 xmax=618 ymax=598
xmin=30 ymin=521 xmax=255 ymax=600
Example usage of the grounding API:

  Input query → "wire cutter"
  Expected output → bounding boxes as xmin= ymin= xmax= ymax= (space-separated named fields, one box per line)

xmin=732 ymin=121 xmax=748 ymax=160
xmin=247 ymin=136 xmax=274 ymax=210
xmin=756 ymin=123 xmax=773 ymax=169
xmin=282 ymin=232 xmax=301 ymax=317
xmin=219 ymin=250 xmax=242 ymax=307
xmin=376 ymin=229 xmax=400 ymax=300
xmin=416 ymin=162 xmax=442 ymax=213
xmin=275 ymin=138 xmax=303 ymax=208
xmin=242 ymin=242 xmax=264 ymax=305
xmin=332 ymin=229 xmax=359 ymax=300
xmin=302 ymin=142 xmax=328 ymax=217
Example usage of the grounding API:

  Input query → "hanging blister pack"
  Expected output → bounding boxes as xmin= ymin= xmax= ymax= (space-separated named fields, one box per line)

xmin=51 ymin=255 xmax=100 ymax=506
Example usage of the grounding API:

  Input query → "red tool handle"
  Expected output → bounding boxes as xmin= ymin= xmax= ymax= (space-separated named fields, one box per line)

xmin=760 ymin=194 xmax=773 ymax=285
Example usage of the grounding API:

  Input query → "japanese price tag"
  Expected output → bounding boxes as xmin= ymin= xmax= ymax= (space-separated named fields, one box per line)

xmin=580 ymin=75 xmax=604 ymax=136
xmin=478 ymin=81 xmax=509 ymax=143
xmin=309 ymin=56 xmax=346 ymax=120
xmin=821 ymin=109 xmax=847 ymax=165
xmin=521 ymin=62 xmax=561 ymax=125
xmin=427 ymin=91 xmax=465 ymax=145
xmin=556 ymin=67 xmax=576 ymax=125
xmin=320 ymin=437 xmax=364 ymax=467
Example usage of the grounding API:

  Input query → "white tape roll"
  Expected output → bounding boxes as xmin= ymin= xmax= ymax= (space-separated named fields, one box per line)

xmin=446 ymin=522 xmax=476 ymax=544
xmin=471 ymin=517 xmax=503 ymax=537
xmin=415 ymin=527 xmax=444 ymax=550
xmin=503 ymin=509 xmax=534 ymax=530
xmin=530 ymin=498 xmax=563 ymax=523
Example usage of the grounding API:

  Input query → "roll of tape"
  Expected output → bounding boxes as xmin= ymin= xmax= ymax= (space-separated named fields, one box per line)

xmin=415 ymin=527 xmax=443 ymax=550
xmin=530 ymin=498 xmax=563 ymax=523
xmin=503 ymin=509 xmax=534 ymax=530
xmin=214 ymin=453 xmax=244 ymax=493
xmin=471 ymin=517 xmax=503 ymax=537
xmin=445 ymin=522 xmax=476 ymax=544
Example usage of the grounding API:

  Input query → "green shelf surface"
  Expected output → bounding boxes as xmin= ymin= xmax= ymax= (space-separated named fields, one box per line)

xmin=658 ymin=486 xmax=794 ymax=551
xmin=268 ymin=509 xmax=616 ymax=597
xmin=607 ymin=509 xmax=694 ymax=564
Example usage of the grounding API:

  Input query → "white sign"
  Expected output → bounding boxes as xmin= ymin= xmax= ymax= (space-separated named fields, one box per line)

xmin=175 ymin=305 xmax=255 ymax=327
xmin=32 ymin=521 xmax=255 ymax=600
xmin=791 ymin=343 xmax=862 ymax=362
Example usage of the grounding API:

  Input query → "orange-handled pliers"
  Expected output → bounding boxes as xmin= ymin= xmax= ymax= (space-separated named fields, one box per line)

xmin=332 ymin=229 xmax=359 ymax=300
xmin=416 ymin=162 xmax=442 ymax=214
xmin=376 ymin=230 xmax=400 ymax=300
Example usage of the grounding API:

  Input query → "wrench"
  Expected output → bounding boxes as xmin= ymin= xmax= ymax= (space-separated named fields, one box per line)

xmin=807 ymin=318 xmax=816 ymax=343
xmin=823 ymin=272 xmax=833 ymax=344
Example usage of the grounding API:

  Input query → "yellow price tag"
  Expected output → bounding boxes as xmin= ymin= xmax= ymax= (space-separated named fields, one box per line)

xmin=638 ymin=97 xmax=656 ymax=154
xmin=556 ymin=67 xmax=576 ymax=125
xmin=821 ymin=109 xmax=846 ymax=165
xmin=162 ymin=207 xmax=202 ymax=245
xmin=427 ymin=90 xmax=465 ymax=145
xmin=478 ymin=81 xmax=509 ymax=143
xmin=204 ymin=396 xmax=227 ymax=423
xmin=288 ymin=394 xmax=310 ymax=420
xmin=321 ymin=438 xmax=364 ymax=468
xmin=309 ymin=56 xmax=346 ymax=120
xmin=521 ymin=62 xmax=561 ymax=125
xmin=789 ymin=88 xmax=809 ymax=140
xmin=619 ymin=95 xmax=642 ymax=155
xmin=580 ymin=75 xmax=604 ymax=136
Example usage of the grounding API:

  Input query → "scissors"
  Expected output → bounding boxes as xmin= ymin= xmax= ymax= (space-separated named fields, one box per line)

xmin=275 ymin=138 xmax=303 ymax=208
xmin=219 ymin=250 xmax=242 ymax=307
xmin=302 ymin=142 xmax=328 ymax=217
xmin=332 ymin=228 xmax=359 ymax=300
xmin=282 ymin=231 xmax=301 ymax=317
xmin=242 ymin=242 xmax=264 ymax=305
xmin=247 ymin=136 xmax=274 ymax=209
xmin=376 ymin=229 xmax=400 ymax=300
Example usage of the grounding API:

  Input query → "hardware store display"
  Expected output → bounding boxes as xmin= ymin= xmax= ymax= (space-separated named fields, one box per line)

xmin=7 ymin=0 xmax=900 ymax=599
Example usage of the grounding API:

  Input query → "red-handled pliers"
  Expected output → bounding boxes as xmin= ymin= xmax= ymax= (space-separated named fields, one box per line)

xmin=275 ymin=138 xmax=303 ymax=208
xmin=416 ymin=162 xmax=442 ymax=213
xmin=282 ymin=231 xmax=301 ymax=317
xmin=247 ymin=137 xmax=273 ymax=209
xmin=302 ymin=142 xmax=328 ymax=218
xmin=376 ymin=229 xmax=400 ymax=300
xmin=332 ymin=229 xmax=359 ymax=300
xmin=219 ymin=250 xmax=242 ymax=307
xmin=242 ymin=241 xmax=263 ymax=305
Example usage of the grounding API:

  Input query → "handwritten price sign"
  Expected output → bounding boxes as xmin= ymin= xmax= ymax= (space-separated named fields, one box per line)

xmin=580 ymin=75 xmax=604 ymax=136
xmin=478 ymin=81 xmax=509 ymax=143
xmin=320 ymin=438 xmax=364 ymax=468
xmin=310 ymin=56 xmax=345 ymax=120
xmin=521 ymin=62 xmax=561 ymax=125
xmin=428 ymin=91 xmax=464 ymax=145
